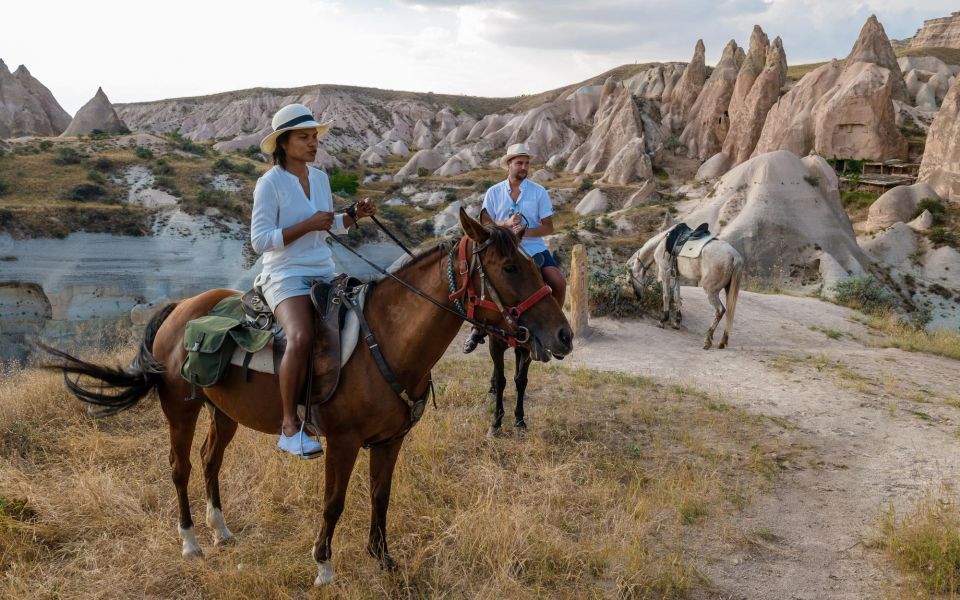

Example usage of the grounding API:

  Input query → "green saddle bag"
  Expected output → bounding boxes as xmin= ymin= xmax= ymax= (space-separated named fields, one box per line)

xmin=180 ymin=295 xmax=274 ymax=392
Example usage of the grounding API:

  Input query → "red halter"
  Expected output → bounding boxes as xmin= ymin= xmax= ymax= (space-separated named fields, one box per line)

xmin=448 ymin=235 xmax=553 ymax=347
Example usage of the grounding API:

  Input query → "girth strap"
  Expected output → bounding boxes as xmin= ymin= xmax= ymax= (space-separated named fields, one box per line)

xmin=339 ymin=287 xmax=432 ymax=426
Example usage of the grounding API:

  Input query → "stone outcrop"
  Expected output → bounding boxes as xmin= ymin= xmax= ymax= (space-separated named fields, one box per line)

xmin=675 ymin=150 xmax=870 ymax=288
xmin=679 ymin=40 xmax=743 ymax=161
xmin=61 ymin=88 xmax=128 ymax=137
xmin=918 ymin=75 xmax=960 ymax=200
xmin=866 ymin=182 xmax=939 ymax=229
xmin=566 ymin=78 xmax=660 ymax=184
xmin=754 ymin=16 xmax=907 ymax=161
xmin=661 ymin=40 xmax=706 ymax=135
xmin=575 ymin=189 xmax=609 ymax=216
xmin=719 ymin=33 xmax=787 ymax=169
xmin=907 ymin=11 xmax=960 ymax=49
xmin=394 ymin=149 xmax=446 ymax=181
xmin=0 ymin=60 xmax=71 ymax=138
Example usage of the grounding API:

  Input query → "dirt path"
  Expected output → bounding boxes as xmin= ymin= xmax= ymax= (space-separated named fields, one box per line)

xmin=568 ymin=288 xmax=960 ymax=599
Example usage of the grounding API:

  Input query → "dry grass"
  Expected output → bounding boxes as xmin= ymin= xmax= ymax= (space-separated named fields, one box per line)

xmin=0 ymin=345 xmax=785 ymax=598
xmin=861 ymin=313 xmax=960 ymax=361
xmin=786 ymin=62 xmax=828 ymax=81
xmin=875 ymin=485 xmax=960 ymax=597
xmin=896 ymin=46 xmax=960 ymax=66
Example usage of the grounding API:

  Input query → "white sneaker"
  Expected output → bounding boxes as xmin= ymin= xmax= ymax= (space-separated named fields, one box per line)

xmin=278 ymin=430 xmax=323 ymax=459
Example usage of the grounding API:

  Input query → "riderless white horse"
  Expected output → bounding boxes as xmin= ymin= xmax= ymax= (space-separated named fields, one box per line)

xmin=627 ymin=226 xmax=744 ymax=350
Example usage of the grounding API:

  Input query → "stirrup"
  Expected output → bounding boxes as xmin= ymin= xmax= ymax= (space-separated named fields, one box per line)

xmin=462 ymin=329 xmax=486 ymax=354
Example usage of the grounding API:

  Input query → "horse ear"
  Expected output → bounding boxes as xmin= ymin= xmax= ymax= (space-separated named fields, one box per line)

xmin=479 ymin=208 xmax=494 ymax=226
xmin=460 ymin=207 xmax=490 ymax=243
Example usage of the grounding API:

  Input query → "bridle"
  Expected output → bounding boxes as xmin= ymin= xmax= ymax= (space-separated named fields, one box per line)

xmin=446 ymin=235 xmax=553 ymax=347
xmin=326 ymin=227 xmax=553 ymax=348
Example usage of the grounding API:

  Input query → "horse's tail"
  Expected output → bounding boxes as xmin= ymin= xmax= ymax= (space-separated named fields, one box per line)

xmin=40 ymin=302 xmax=178 ymax=416
xmin=723 ymin=254 xmax=744 ymax=342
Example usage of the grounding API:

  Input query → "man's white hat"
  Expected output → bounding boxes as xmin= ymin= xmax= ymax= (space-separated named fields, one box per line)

xmin=499 ymin=143 xmax=535 ymax=169
xmin=259 ymin=103 xmax=332 ymax=155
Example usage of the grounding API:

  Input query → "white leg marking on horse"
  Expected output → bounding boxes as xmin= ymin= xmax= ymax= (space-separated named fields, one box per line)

xmin=179 ymin=525 xmax=203 ymax=559
xmin=314 ymin=560 xmax=335 ymax=586
xmin=206 ymin=501 xmax=234 ymax=545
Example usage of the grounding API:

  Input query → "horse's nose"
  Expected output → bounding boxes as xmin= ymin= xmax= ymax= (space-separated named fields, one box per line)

xmin=557 ymin=325 xmax=573 ymax=354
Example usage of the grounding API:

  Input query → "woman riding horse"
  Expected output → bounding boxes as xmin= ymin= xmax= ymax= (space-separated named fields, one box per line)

xmin=252 ymin=103 xmax=377 ymax=457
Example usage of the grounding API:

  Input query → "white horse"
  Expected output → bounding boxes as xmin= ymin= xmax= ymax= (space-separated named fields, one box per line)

xmin=627 ymin=228 xmax=744 ymax=349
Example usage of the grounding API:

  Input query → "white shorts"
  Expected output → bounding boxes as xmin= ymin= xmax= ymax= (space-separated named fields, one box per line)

xmin=255 ymin=273 xmax=330 ymax=312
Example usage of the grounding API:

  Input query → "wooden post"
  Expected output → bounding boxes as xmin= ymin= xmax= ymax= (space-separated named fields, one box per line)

xmin=566 ymin=244 xmax=589 ymax=337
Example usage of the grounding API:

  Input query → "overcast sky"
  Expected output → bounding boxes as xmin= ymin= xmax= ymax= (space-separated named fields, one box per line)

xmin=1 ymin=0 xmax=955 ymax=114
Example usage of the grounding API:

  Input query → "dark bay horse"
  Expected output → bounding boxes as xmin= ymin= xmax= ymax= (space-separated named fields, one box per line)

xmin=44 ymin=208 xmax=573 ymax=586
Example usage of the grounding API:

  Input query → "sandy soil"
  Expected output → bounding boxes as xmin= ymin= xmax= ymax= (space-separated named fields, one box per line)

xmin=565 ymin=288 xmax=960 ymax=599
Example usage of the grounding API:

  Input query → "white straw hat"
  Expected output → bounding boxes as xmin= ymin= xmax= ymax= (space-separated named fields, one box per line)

xmin=259 ymin=103 xmax=332 ymax=155
xmin=499 ymin=143 xmax=535 ymax=169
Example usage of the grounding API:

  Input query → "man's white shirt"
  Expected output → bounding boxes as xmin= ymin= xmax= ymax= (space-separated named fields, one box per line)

xmin=481 ymin=178 xmax=553 ymax=255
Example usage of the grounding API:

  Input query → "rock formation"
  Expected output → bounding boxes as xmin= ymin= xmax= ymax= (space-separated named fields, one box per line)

xmin=661 ymin=40 xmax=707 ymax=135
xmin=565 ymin=78 xmax=660 ymax=184
xmin=865 ymin=182 xmax=939 ymax=229
xmin=61 ymin=88 xmax=128 ymax=137
xmin=754 ymin=16 xmax=907 ymax=161
xmin=918 ymin=75 xmax=960 ymax=200
xmin=0 ymin=60 xmax=71 ymax=138
xmin=575 ymin=189 xmax=609 ymax=216
xmin=394 ymin=148 xmax=446 ymax=181
xmin=679 ymin=40 xmax=743 ymax=161
xmin=907 ymin=11 xmax=960 ymax=49
xmin=716 ymin=33 xmax=787 ymax=170
xmin=676 ymin=150 xmax=870 ymax=288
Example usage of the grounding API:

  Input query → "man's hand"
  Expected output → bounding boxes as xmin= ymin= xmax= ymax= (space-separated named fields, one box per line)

xmin=499 ymin=213 xmax=523 ymax=234
xmin=355 ymin=197 xmax=377 ymax=219
xmin=305 ymin=211 xmax=335 ymax=231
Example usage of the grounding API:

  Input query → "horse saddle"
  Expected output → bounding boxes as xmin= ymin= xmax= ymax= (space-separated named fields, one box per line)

xmin=229 ymin=276 xmax=367 ymax=407
xmin=666 ymin=222 xmax=714 ymax=258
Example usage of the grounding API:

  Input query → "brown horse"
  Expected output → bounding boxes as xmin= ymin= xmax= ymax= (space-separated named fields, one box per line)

xmin=43 ymin=208 xmax=573 ymax=586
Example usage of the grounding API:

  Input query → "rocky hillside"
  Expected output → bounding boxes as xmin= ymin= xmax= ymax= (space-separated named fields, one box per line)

xmin=906 ymin=11 xmax=960 ymax=49
xmin=0 ymin=60 xmax=71 ymax=138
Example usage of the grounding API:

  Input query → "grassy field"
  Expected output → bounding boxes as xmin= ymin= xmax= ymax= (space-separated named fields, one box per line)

xmin=0 ymin=344 xmax=789 ymax=598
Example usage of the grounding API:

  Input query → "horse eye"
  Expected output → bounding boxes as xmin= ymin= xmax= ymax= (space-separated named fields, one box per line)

xmin=503 ymin=263 xmax=518 ymax=274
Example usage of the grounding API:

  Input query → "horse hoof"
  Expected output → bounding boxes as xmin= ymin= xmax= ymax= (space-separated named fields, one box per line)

xmin=213 ymin=532 xmax=235 ymax=546
xmin=671 ymin=323 xmax=681 ymax=330
xmin=514 ymin=420 xmax=527 ymax=430
xmin=182 ymin=547 xmax=204 ymax=560
xmin=314 ymin=560 xmax=335 ymax=586
xmin=487 ymin=426 xmax=503 ymax=438
xmin=657 ymin=322 xmax=666 ymax=329
xmin=379 ymin=553 xmax=398 ymax=572
xmin=703 ymin=341 xmax=712 ymax=350
xmin=718 ymin=342 xmax=727 ymax=350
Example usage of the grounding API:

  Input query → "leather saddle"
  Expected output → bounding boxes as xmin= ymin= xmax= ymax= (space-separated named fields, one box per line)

xmin=666 ymin=222 xmax=711 ymax=257
xmin=237 ymin=274 xmax=364 ymax=410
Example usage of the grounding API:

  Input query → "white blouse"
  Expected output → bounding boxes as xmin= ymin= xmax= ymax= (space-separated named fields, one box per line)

xmin=250 ymin=165 xmax=348 ymax=281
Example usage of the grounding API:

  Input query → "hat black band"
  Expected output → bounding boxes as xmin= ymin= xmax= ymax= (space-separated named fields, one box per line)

xmin=275 ymin=114 xmax=317 ymax=131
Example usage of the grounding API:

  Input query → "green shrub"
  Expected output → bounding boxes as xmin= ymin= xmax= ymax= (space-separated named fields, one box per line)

xmin=417 ymin=167 xmax=430 ymax=178
xmin=134 ymin=146 xmax=154 ymax=160
xmin=152 ymin=159 xmax=174 ymax=176
xmin=154 ymin=176 xmax=179 ymax=195
xmin=92 ymin=157 xmax=114 ymax=171
xmin=831 ymin=275 xmax=897 ymax=314
xmin=164 ymin=130 xmax=207 ymax=156
xmin=329 ymin=172 xmax=359 ymax=196
xmin=86 ymin=169 xmax=106 ymax=184
xmin=88 ymin=129 xmax=110 ymax=140
xmin=213 ymin=157 xmax=256 ymax=175
xmin=475 ymin=180 xmax=494 ymax=192
xmin=52 ymin=146 xmax=83 ymax=165
xmin=803 ymin=175 xmax=820 ymax=186
xmin=66 ymin=184 xmax=107 ymax=201
xmin=588 ymin=269 xmax=652 ymax=318
xmin=840 ymin=190 xmax=878 ymax=210
xmin=578 ymin=177 xmax=593 ymax=192
xmin=663 ymin=135 xmax=682 ymax=151
xmin=0 ymin=177 xmax=7 ymax=195
xmin=38 ymin=140 xmax=53 ymax=151
xmin=653 ymin=166 xmax=669 ymax=181
xmin=914 ymin=198 xmax=946 ymax=225
xmin=928 ymin=227 xmax=958 ymax=248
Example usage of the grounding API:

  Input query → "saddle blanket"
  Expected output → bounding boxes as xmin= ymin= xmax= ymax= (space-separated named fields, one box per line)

xmin=228 ymin=286 xmax=367 ymax=375
xmin=678 ymin=234 xmax=716 ymax=258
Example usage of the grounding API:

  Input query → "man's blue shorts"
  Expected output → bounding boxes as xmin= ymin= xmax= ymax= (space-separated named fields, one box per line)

xmin=531 ymin=249 xmax=558 ymax=270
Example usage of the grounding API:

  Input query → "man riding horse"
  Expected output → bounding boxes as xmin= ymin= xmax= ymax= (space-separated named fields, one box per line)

xmin=463 ymin=143 xmax=567 ymax=353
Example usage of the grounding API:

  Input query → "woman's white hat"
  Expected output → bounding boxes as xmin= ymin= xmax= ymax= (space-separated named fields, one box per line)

xmin=259 ymin=103 xmax=333 ymax=155
xmin=499 ymin=143 xmax=535 ymax=169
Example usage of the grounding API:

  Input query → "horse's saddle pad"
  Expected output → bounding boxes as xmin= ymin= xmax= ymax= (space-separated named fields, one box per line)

xmin=228 ymin=285 xmax=367 ymax=375
xmin=678 ymin=233 xmax=716 ymax=258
